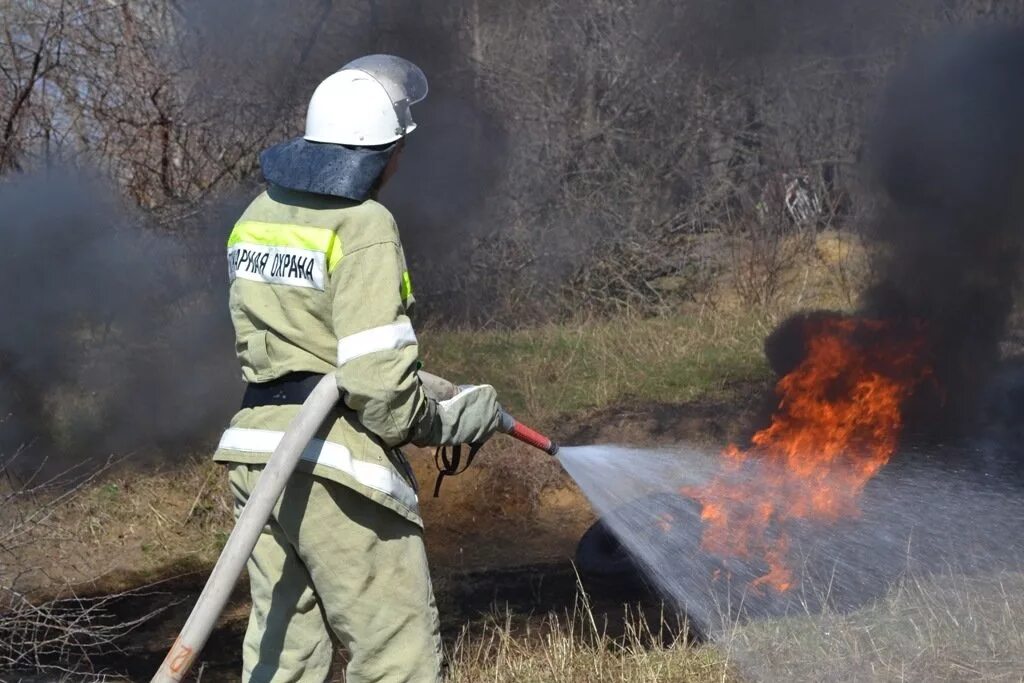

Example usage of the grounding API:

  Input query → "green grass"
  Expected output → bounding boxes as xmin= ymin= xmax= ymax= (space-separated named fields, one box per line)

xmin=420 ymin=312 xmax=770 ymax=421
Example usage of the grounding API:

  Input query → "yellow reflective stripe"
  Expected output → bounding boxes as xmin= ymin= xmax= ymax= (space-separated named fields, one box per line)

xmin=228 ymin=221 xmax=343 ymax=272
xmin=400 ymin=271 xmax=413 ymax=302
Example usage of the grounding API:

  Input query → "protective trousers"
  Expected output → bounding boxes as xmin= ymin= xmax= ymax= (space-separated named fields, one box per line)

xmin=228 ymin=464 xmax=442 ymax=682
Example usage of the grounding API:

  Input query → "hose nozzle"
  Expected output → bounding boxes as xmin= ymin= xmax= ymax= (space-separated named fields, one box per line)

xmin=499 ymin=411 xmax=559 ymax=456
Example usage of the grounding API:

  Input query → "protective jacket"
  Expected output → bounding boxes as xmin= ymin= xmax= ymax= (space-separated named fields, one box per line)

xmin=214 ymin=185 xmax=499 ymax=525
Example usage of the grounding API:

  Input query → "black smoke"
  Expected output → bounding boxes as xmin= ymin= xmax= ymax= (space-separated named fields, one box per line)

xmin=0 ymin=170 xmax=240 ymax=464
xmin=863 ymin=26 xmax=1024 ymax=432
xmin=766 ymin=26 xmax=1024 ymax=439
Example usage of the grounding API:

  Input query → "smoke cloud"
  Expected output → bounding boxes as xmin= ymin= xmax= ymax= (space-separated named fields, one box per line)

xmin=863 ymin=26 xmax=1024 ymax=432
xmin=0 ymin=170 xmax=240 ymax=464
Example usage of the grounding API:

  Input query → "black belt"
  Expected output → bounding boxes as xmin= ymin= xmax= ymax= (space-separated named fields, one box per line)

xmin=241 ymin=372 xmax=325 ymax=409
xmin=246 ymin=371 xmax=475 ymax=499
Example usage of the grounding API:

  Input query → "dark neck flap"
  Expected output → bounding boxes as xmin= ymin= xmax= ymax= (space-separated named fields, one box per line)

xmin=259 ymin=137 xmax=394 ymax=201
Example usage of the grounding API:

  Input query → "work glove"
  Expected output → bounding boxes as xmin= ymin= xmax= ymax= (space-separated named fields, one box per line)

xmin=412 ymin=383 xmax=503 ymax=447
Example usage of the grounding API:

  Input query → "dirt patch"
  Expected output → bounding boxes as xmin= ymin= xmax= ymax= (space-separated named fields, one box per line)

xmin=561 ymin=387 xmax=768 ymax=449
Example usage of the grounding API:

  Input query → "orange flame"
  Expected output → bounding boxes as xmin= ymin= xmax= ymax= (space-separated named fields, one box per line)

xmin=685 ymin=317 xmax=932 ymax=592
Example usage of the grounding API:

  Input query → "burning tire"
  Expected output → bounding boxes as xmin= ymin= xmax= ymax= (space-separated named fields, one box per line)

xmin=574 ymin=494 xmax=704 ymax=584
xmin=575 ymin=519 xmax=640 ymax=580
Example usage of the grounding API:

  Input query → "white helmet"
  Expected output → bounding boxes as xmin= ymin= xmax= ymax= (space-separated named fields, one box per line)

xmin=304 ymin=54 xmax=428 ymax=146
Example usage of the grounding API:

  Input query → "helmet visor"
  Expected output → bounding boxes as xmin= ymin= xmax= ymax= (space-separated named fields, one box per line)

xmin=342 ymin=55 xmax=427 ymax=136
xmin=342 ymin=54 xmax=428 ymax=106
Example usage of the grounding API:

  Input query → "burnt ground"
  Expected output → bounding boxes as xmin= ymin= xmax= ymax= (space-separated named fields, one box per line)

xmin=6 ymin=390 xmax=762 ymax=681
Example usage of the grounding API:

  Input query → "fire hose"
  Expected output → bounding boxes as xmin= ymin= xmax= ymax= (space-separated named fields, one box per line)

xmin=152 ymin=372 xmax=557 ymax=682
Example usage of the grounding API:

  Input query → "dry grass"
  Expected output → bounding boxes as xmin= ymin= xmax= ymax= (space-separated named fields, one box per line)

xmin=447 ymin=595 xmax=737 ymax=683
xmin=716 ymin=228 xmax=870 ymax=317
xmin=443 ymin=568 xmax=1024 ymax=683
xmin=724 ymin=571 xmax=1024 ymax=682
xmin=8 ymin=456 xmax=232 ymax=596
xmin=1 ymin=453 xmax=188 ymax=675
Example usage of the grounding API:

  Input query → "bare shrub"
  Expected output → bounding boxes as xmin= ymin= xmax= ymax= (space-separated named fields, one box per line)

xmin=1 ymin=588 xmax=164 ymax=676
xmin=725 ymin=219 xmax=817 ymax=310
xmin=0 ymin=451 xmax=166 ymax=676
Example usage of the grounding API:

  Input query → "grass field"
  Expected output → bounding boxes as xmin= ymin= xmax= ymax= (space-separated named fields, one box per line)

xmin=423 ymin=228 xmax=865 ymax=420
xmin=725 ymin=570 xmax=1024 ymax=682
xmin=423 ymin=310 xmax=770 ymax=421
xmin=445 ymin=569 xmax=1024 ymax=683
xmin=6 ymin=303 xmax=780 ymax=592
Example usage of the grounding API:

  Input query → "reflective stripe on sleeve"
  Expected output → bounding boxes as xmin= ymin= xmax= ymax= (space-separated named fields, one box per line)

xmin=217 ymin=427 xmax=418 ymax=510
xmin=336 ymin=321 xmax=417 ymax=366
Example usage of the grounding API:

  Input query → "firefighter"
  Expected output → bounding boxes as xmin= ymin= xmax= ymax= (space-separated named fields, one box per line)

xmin=214 ymin=55 xmax=502 ymax=682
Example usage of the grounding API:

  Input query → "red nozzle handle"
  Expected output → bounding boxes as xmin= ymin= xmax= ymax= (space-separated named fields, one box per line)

xmin=499 ymin=411 xmax=559 ymax=455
